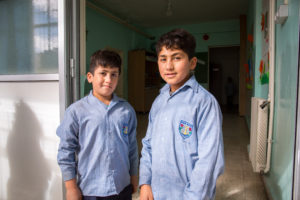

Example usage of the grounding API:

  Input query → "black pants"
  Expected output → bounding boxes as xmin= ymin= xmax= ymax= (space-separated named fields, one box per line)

xmin=83 ymin=184 xmax=133 ymax=200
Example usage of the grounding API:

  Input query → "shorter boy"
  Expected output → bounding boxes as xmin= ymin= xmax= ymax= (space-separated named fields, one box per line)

xmin=57 ymin=50 xmax=138 ymax=200
xmin=139 ymin=29 xmax=224 ymax=200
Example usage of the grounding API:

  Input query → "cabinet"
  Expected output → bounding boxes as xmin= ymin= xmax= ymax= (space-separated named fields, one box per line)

xmin=128 ymin=50 xmax=161 ymax=112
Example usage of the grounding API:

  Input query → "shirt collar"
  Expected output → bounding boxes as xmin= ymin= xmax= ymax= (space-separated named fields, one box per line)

xmin=88 ymin=90 xmax=125 ymax=109
xmin=160 ymin=75 xmax=199 ymax=94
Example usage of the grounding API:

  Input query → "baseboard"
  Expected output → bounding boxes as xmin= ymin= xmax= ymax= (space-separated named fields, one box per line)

xmin=262 ymin=175 xmax=273 ymax=200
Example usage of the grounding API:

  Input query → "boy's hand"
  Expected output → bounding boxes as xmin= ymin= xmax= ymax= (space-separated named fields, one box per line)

xmin=130 ymin=175 xmax=138 ymax=193
xmin=140 ymin=184 xmax=154 ymax=200
xmin=65 ymin=179 xmax=82 ymax=200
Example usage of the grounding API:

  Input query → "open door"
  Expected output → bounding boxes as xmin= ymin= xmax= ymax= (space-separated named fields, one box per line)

xmin=0 ymin=0 xmax=78 ymax=199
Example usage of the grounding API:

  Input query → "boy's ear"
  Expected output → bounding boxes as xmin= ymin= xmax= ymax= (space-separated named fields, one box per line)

xmin=189 ymin=57 xmax=197 ymax=70
xmin=86 ymin=72 xmax=93 ymax=83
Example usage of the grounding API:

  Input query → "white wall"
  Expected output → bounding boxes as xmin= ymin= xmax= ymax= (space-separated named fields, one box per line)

xmin=0 ymin=81 xmax=62 ymax=200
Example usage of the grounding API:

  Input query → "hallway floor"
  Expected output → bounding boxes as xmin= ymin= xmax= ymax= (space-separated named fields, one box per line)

xmin=133 ymin=112 xmax=269 ymax=200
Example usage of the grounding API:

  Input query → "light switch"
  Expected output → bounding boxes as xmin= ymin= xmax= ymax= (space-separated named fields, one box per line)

xmin=275 ymin=4 xmax=288 ymax=24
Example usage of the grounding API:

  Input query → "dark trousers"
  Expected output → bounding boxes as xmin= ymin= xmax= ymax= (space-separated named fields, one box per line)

xmin=83 ymin=184 xmax=133 ymax=200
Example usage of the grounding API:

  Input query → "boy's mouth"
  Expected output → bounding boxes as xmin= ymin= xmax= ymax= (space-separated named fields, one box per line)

xmin=165 ymin=73 xmax=176 ymax=78
xmin=102 ymin=85 xmax=112 ymax=89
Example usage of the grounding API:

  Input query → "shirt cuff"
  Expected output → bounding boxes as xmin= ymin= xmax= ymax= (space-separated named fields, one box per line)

xmin=62 ymin=171 xmax=76 ymax=181
xmin=138 ymin=175 xmax=151 ymax=187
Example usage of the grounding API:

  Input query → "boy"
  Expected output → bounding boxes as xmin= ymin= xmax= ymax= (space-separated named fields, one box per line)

xmin=57 ymin=50 xmax=138 ymax=200
xmin=139 ymin=29 xmax=224 ymax=200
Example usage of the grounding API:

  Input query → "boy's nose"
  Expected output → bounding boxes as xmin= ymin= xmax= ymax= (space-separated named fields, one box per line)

xmin=105 ymin=74 xmax=112 ymax=82
xmin=166 ymin=60 xmax=174 ymax=70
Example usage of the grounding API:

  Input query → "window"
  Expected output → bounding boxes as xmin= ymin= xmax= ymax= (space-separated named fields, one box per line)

xmin=0 ymin=0 xmax=58 ymax=75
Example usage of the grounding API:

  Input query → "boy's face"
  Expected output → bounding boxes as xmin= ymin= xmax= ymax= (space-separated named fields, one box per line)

xmin=87 ymin=65 xmax=119 ymax=104
xmin=158 ymin=46 xmax=197 ymax=92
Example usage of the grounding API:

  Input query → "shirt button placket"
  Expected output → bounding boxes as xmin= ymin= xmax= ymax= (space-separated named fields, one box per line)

xmin=106 ymin=113 xmax=112 ymax=187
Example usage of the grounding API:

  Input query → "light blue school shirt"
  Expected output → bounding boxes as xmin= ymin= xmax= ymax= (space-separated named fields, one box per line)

xmin=139 ymin=76 xmax=224 ymax=200
xmin=57 ymin=91 xmax=138 ymax=197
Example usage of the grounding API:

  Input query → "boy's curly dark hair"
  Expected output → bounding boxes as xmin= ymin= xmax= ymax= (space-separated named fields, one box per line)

xmin=156 ymin=29 xmax=196 ymax=59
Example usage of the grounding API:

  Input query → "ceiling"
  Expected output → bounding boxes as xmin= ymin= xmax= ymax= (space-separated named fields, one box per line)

xmin=92 ymin=0 xmax=249 ymax=28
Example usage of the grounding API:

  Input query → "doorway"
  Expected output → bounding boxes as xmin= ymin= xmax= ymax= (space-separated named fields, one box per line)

xmin=209 ymin=46 xmax=240 ymax=114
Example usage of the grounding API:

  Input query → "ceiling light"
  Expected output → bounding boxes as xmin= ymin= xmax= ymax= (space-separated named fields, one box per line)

xmin=166 ymin=0 xmax=173 ymax=16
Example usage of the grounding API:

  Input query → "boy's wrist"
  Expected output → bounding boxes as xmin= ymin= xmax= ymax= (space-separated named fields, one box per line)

xmin=65 ymin=178 xmax=78 ymax=190
xmin=140 ymin=184 xmax=151 ymax=189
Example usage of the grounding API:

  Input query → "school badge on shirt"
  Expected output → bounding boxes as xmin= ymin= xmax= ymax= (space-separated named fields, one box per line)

xmin=179 ymin=120 xmax=193 ymax=139
xmin=122 ymin=123 xmax=128 ymax=136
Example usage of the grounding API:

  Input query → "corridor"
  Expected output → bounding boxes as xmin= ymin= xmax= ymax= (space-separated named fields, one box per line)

xmin=133 ymin=112 xmax=269 ymax=200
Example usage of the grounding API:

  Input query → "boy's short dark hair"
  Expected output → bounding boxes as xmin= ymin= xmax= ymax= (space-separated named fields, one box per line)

xmin=89 ymin=50 xmax=121 ymax=74
xmin=156 ymin=29 xmax=196 ymax=59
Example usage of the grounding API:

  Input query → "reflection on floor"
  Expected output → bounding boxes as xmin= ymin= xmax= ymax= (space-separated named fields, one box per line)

xmin=133 ymin=112 xmax=269 ymax=200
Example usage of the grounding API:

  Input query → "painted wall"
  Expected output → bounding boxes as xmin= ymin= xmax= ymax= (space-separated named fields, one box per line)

xmin=85 ymin=3 xmax=149 ymax=99
xmin=245 ymin=0 xmax=270 ymax=128
xmin=244 ymin=0 xmax=256 ymax=128
xmin=145 ymin=20 xmax=240 ymax=53
xmin=253 ymin=0 xmax=269 ymax=100
xmin=263 ymin=0 xmax=299 ymax=199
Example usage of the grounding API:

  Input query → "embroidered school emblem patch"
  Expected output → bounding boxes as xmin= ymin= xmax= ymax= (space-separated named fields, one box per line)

xmin=179 ymin=120 xmax=193 ymax=139
xmin=122 ymin=124 xmax=128 ymax=136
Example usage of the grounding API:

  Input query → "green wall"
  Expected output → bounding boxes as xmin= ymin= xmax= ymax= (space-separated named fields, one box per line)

xmin=85 ymin=3 xmax=149 ymax=99
xmin=245 ymin=0 xmax=256 ymax=129
xmin=263 ymin=0 xmax=299 ymax=199
xmin=253 ymin=0 xmax=270 ymax=99
xmin=146 ymin=20 xmax=240 ymax=53
xmin=247 ymin=0 xmax=299 ymax=199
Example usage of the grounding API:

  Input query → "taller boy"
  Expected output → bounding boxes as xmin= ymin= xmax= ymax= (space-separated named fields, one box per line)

xmin=139 ymin=29 xmax=224 ymax=200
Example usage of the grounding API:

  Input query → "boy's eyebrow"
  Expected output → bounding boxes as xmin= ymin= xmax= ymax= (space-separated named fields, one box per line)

xmin=171 ymin=52 xmax=182 ymax=57
xmin=97 ymin=68 xmax=119 ymax=73
xmin=159 ymin=52 xmax=182 ymax=57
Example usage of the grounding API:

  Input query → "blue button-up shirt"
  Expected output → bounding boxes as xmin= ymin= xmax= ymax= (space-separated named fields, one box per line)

xmin=139 ymin=76 xmax=224 ymax=200
xmin=57 ymin=91 xmax=138 ymax=196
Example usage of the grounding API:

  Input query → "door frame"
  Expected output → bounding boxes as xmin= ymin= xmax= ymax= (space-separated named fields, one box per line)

xmin=293 ymin=14 xmax=300 ymax=199
xmin=58 ymin=0 xmax=83 ymax=198
xmin=208 ymin=45 xmax=240 ymax=107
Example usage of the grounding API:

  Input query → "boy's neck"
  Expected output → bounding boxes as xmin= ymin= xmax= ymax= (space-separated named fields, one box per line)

xmin=92 ymin=91 xmax=112 ymax=105
xmin=169 ymin=74 xmax=192 ymax=93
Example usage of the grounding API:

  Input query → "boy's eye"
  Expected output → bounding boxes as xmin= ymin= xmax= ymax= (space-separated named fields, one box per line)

xmin=174 ymin=56 xmax=181 ymax=60
xmin=100 ymin=72 xmax=106 ymax=76
xmin=159 ymin=58 xmax=166 ymax=62
xmin=111 ymin=73 xmax=119 ymax=78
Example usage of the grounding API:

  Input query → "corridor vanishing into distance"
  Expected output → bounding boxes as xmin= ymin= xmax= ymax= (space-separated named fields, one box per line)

xmin=133 ymin=111 xmax=269 ymax=200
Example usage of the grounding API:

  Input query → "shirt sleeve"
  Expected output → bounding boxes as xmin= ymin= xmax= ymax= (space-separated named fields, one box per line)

xmin=183 ymin=97 xmax=225 ymax=200
xmin=128 ymin=109 xmax=139 ymax=176
xmin=56 ymin=107 xmax=79 ymax=181
xmin=139 ymin=110 xmax=153 ymax=186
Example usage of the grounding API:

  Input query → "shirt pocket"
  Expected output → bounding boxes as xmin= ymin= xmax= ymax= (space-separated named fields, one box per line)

xmin=115 ymin=116 xmax=130 ymax=143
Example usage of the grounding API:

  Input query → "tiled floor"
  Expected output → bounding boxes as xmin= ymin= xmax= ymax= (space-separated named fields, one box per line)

xmin=133 ymin=111 xmax=268 ymax=200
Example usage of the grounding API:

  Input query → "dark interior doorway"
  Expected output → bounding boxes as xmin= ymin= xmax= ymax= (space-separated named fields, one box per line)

xmin=209 ymin=46 xmax=240 ymax=113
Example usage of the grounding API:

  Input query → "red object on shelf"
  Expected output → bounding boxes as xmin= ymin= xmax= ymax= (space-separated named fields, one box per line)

xmin=203 ymin=34 xmax=209 ymax=40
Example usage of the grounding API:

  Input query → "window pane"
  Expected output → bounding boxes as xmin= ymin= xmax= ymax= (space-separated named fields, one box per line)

xmin=0 ymin=0 xmax=58 ymax=75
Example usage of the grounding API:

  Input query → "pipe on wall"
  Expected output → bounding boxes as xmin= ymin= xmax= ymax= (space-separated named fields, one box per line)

xmin=264 ymin=0 xmax=276 ymax=174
